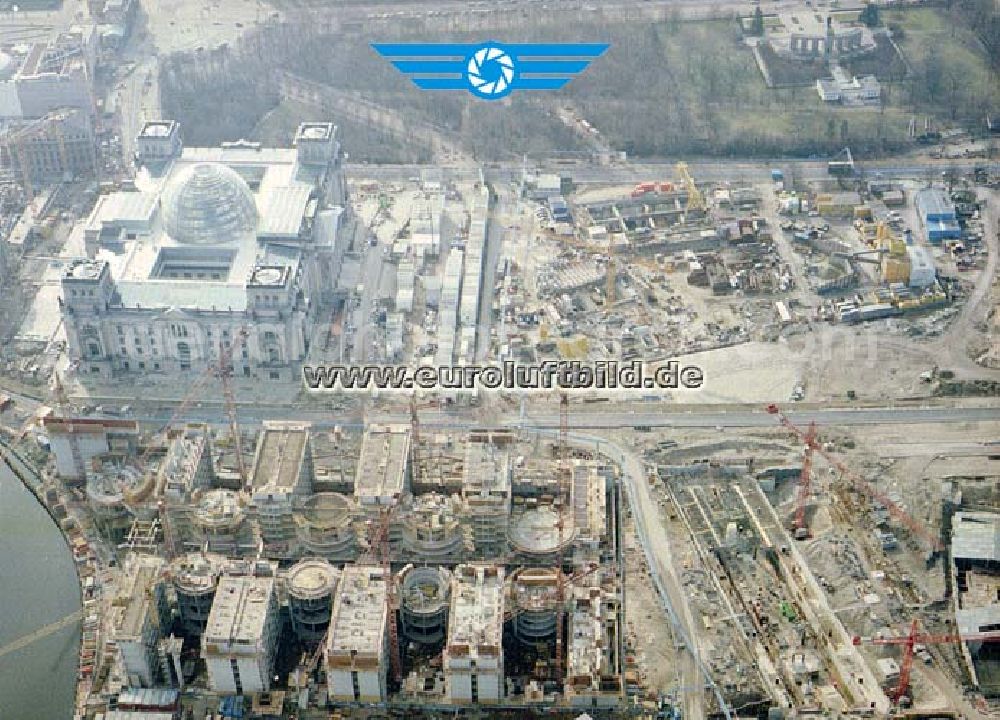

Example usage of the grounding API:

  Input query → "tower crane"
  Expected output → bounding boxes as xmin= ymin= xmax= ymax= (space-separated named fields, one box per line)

xmin=852 ymin=619 xmax=1000 ymax=704
xmin=765 ymin=404 xmax=943 ymax=551
xmin=374 ymin=505 xmax=402 ymax=685
xmin=676 ymin=161 xmax=705 ymax=214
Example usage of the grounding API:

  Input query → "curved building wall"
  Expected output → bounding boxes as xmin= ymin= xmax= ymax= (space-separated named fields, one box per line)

xmin=286 ymin=559 xmax=339 ymax=643
xmin=294 ymin=493 xmax=359 ymax=562
xmin=399 ymin=564 xmax=451 ymax=645
xmin=170 ymin=552 xmax=226 ymax=637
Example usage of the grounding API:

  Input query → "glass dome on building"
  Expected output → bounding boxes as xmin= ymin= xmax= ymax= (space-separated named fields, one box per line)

xmin=160 ymin=162 xmax=258 ymax=245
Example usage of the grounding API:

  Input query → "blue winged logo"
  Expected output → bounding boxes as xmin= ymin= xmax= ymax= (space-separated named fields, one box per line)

xmin=371 ymin=41 xmax=609 ymax=100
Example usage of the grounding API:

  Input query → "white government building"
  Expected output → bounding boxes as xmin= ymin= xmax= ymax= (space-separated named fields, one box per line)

xmin=60 ymin=120 xmax=351 ymax=381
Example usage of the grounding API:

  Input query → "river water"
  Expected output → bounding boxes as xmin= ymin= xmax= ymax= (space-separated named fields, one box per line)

xmin=0 ymin=454 xmax=80 ymax=719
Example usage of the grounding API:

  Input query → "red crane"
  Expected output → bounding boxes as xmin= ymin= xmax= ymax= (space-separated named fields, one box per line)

xmin=793 ymin=421 xmax=818 ymax=540
xmin=852 ymin=619 xmax=1000 ymax=703
xmin=371 ymin=506 xmax=402 ymax=684
xmin=765 ymin=404 xmax=943 ymax=551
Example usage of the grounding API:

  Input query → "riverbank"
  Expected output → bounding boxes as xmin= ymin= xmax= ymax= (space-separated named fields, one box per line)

xmin=0 ymin=438 xmax=96 ymax=720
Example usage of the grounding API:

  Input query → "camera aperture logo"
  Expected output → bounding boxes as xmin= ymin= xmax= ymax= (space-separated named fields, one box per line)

xmin=371 ymin=41 xmax=609 ymax=100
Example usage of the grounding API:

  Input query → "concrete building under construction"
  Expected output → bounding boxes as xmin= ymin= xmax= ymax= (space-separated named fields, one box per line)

xmin=43 ymin=416 xmax=139 ymax=484
xmin=249 ymin=421 xmax=314 ymax=557
xmin=202 ymin=564 xmax=280 ymax=695
xmin=564 ymin=582 xmax=623 ymax=707
xmin=111 ymin=554 xmax=170 ymax=689
xmin=354 ymin=424 xmax=410 ymax=511
xmin=462 ymin=439 xmax=512 ymax=558
xmin=285 ymin=559 xmax=340 ymax=644
xmin=396 ymin=492 xmax=469 ymax=564
xmin=168 ymin=489 xmax=256 ymax=557
xmin=169 ymin=552 xmax=227 ymax=638
xmin=56 ymin=420 xmax=627 ymax=709
xmin=398 ymin=564 xmax=452 ymax=646
xmin=85 ymin=453 xmax=151 ymax=542
xmin=444 ymin=564 xmax=505 ymax=704
xmin=158 ymin=424 xmax=214 ymax=502
xmin=292 ymin=492 xmax=360 ymax=561
xmin=325 ymin=565 xmax=390 ymax=702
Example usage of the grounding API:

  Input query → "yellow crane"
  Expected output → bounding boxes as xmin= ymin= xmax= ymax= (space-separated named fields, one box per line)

xmin=676 ymin=161 xmax=705 ymax=214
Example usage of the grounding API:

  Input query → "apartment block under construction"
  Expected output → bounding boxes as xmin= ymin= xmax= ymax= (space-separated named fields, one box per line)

xmin=65 ymin=419 xmax=624 ymax=710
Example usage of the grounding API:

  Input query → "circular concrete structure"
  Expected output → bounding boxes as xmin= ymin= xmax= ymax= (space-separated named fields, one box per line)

xmin=85 ymin=457 xmax=145 ymax=522
xmin=508 ymin=507 xmax=576 ymax=562
xmin=170 ymin=552 xmax=226 ymax=637
xmin=193 ymin=489 xmax=245 ymax=531
xmin=510 ymin=567 xmax=560 ymax=644
xmin=399 ymin=564 xmax=451 ymax=645
xmin=294 ymin=493 xmax=358 ymax=560
xmin=400 ymin=493 xmax=465 ymax=564
xmin=287 ymin=559 xmax=340 ymax=643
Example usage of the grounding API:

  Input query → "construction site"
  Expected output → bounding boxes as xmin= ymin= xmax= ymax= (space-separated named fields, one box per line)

xmin=0 ymin=335 xmax=996 ymax=720
xmin=4 ymin=380 xmax=644 ymax=718
xmin=0 ymin=2 xmax=997 ymax=719
xmin=622 ymin=405 xmax=1000 ymax=718
xmin=333 ymin=152 xmax=998 ymax=409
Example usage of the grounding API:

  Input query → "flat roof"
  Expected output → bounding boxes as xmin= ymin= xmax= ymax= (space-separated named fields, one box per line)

xmin=573 ymin=463 xmax=607 ymax=543
xmin=139 ymin=121 xmax=177 ymax=138
xmin=447 ymin=564 xmax=504 ymax=658
xmin=258 ymin=185 xmax=312 ymax=237
xmin=203 ymin=574 xmax=275 ymax=652
xmin=251 ymin=421 xmax=310 ymax=494
xmin=952 ymin=511 xmax=1000 ymax=564
xmin=354 ymin=424 xmax=409 ymax=504
xmin=956 ymin=605 xmax=1000 ymax=637
xmin=326 ymin=565 xmax=388 ymax=662
xmin=80 ymin=139 xmax=323 ymax=313
xmin=462 ymin=440 xmax=511 ymax=501
xmin=916 ymin=188 xmax=955 ymax=217
xmin=116 ymin=555 xmax=164 ymax=640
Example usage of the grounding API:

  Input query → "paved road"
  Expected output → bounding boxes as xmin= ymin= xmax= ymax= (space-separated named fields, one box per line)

xmin=349 ymin=159 xmax=998 ymax=186
xmin=117 ymin=402 xmax=1000 ymax=432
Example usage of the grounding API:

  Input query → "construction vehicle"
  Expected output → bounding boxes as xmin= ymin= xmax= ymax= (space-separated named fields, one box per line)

xmin=853 ymin=619 xmax=1000 ymax=704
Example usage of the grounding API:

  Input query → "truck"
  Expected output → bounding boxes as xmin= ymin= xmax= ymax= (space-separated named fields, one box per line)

xmin=771 ymin=168 xmax=784 ymax=182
